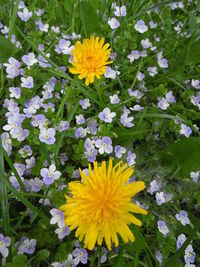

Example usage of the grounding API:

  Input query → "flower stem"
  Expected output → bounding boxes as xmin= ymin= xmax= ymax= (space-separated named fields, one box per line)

xmin=89 ymin=246 xmax=101 ymax=267
xmin=0 ymin=137 xmax=10 ymax=236
xmin=97 ymin=246 xmax=102 ymax=267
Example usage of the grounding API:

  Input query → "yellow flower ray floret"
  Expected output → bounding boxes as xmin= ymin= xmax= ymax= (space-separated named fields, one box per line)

xmin=69 ymin=36 xmax=112 ymax=85
xmin=60 ymin=159 xmax=147 ymax=250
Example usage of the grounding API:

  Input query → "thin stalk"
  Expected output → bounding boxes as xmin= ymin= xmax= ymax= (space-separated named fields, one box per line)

xmin=0 ymin=138 xmax=10 ymax=236
xmin=134 ymin=251 xmax=139 ymax=267
xmin=97 ymin=247 xmax=102 ymax=267
xmin=89 ymin=246 xmax=101 ymax=267
xmin=8 ymin=0 xmax=20 ymax=40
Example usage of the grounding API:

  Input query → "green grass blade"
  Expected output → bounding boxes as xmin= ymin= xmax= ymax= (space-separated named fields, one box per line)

xmin=163 ymin=226 xmax=198 ymax=266
xmin=40 ymin=142 xmax=51 ymax=165
xmin=15 ymin=26 xmax=72 ymax=81
xmin=134 ymin=251 xmax=139 ymax=267
xmin=135 ymin=227 xmax=160 ymax=267
xmin=0 ymin=139 xmax=10 ymax=235
xmin=0 ymin=35 xmax=19 ymax=63
xmin=97 ymin=247 xmax=102 ymax=267
xmin=53 ymin=85 xmax=72 ymax=126
xmin=8 ymin=192 xmax=49 ymax=199
xmin=2 ymin=147 xmax=26 ymax=192
xmin=8 ymin=0 xmax=20 ymax=40
xmin=54 ymin=101 xmax=79 ymax=159
xmin=128 ymin=1 xmax=173 ymax=21
xmin=6 ymin=180 xmax=49 ymax=224
xmin=89 ymin=246 xmax=100 ymax=267
xmin=80 ymin=0 xmax=101 ymax=36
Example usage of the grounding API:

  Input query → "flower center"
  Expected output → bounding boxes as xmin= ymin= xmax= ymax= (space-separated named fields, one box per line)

xmin=181 ymin=215 xmax=185 ymax=221
xmin=87 ymin=55 xmax=94 ymax=61
xmin=48 ymin=172 xmax=53 ymax=178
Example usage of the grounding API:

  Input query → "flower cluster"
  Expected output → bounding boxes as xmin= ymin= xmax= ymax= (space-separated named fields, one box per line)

xmin=0 ymin=0 xmax=199 ymax=266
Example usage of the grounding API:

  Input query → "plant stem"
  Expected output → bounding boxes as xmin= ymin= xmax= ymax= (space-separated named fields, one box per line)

xmin=89 ymin=246 xmax=101 ymax=267
xmin=0 ymin=138 xmax=10 ymax=236
xmin=97 ymin=246 xmax=102 ymax=267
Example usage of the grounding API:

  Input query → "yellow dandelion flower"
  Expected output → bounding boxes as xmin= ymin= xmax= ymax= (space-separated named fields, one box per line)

xmin=60 ymin=159 xmax=147 ymax=251
xmin=69 ymin=36 xmax=112 ymax=86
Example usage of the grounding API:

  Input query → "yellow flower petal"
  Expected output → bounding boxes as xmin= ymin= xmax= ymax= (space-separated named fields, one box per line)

xmin=69 ymin=36 xmax=112 ymax=85
xmin=60 ymin=159 xmax=147 ymax=250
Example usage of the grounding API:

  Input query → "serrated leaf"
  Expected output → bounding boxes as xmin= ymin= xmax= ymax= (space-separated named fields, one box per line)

xmin=80 ymin=0 xmax=101 ymax=36
xmin=0 ymin=35 xmax=18 ymax=63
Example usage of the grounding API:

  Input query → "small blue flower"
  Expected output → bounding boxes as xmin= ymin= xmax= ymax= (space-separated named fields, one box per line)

xmin=157 ymin=220 xmax=169 ymax=236
xmin=175 ymin=210 xmax=190 ymax=226
xmin=0 ymin=234 xmax=11 ymax=258
xmin=177 ymin=234 xmax=186 ymax=249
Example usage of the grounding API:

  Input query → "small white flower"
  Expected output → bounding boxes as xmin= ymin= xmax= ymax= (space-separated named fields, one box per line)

xmin=108 ymin=17 xmax=120 ymax=29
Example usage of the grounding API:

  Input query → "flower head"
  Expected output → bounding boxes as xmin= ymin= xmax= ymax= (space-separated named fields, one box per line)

xmin=72 ymin=248 xmax=88 ymax=265
xmin=175 ymin=210 xmax=190 ymax=225
xmin=39 ymin=127 xmax=56 ymax=144
xmin=157 ymin=220 xmax=169 ymax=236
xmin=60 ymin=159 xmax=147 ymax=250
xmin=108 ymin=18 xmax=120 ymax=29
xmin=18 ymin=7 xmax=32 ymax=22
xmin=0 ymin=234 xmax=11 ymax=258
xmin=17 ymin=237 xmax=36 ymax=255
xmin=95 ymin=137 xmax=113 ymax=154
xmin=40 ymin=164 xmax=61 ymax=185
xmin=69 ymin=36 xmax=112 ymax=85
xmin=180 ymin=124 xmax=192 ymax=138
xmin=98 ymin=107 xmax=116 ymax=123
xmin=177 ymin=234 xmax=186 ymax=249
xmin=135 ymin=20 xmax=148 ymax=33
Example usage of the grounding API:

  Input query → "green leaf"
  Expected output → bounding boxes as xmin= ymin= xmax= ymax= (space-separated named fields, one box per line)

xmin=40 ymin=142 xmax=51 ymax=165
xmin=0 ymin=135 xmax=10 ymax=235
xmin=37 ymin=249 xmax=50 ymax=261
xmin=163 ymin=223 xmax=199 ymax=267
xmin=12 ymin=255 xmax=27 ymax=266
xmin=3 ymin=147 xmax=26 ymax=192
xmin=110 ymin=248 xmax=123 ymax=267
xmin=114 ymin=127 xmax=150 ymax=141
xmin=55 ymin=241 xmax=75 ymax=261
xmin=0 ymin=35 xmax=19 ymax=63
xmin=131 ymin=230 xmax=146 ymax=253
xmin=6 ymin=180 xmax=49 ymax=224
xmin=185 ymin=33 xmax=200 ymax=66
xmin=160 ymin=137 xmax=200 ymax=177
xmin=189 ymin=14 xmax=200 ymax=30
xmin=132 ymin=226 xmax=160 ymax=267
xmin=80 ymin=0 xmax=101 ymax=36
xmin=15 ymin=26 xmax=72 ymax=82
xmin=89 ymin=247 xmax=100 ymax=267
xmin=194 ymin=192 xmax=200 ymax=206
xmin=8 ymin=0 xmax=20 ymax=40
